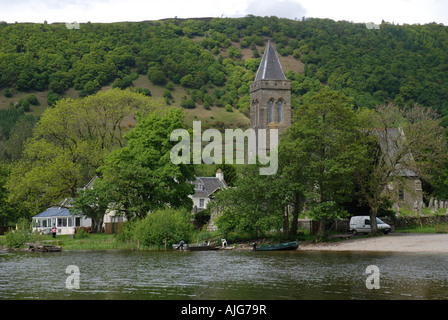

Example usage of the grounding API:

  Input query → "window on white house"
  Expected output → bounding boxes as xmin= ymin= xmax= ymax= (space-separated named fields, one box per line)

xmin=199 ymin=199 xmax=205 ymax=208
xmin=58 ymin=218 xmax=68 ymax=227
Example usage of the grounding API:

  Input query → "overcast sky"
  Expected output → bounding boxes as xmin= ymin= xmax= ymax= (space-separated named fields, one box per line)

xmin=1 ymin=0 xmax=447 ymax=25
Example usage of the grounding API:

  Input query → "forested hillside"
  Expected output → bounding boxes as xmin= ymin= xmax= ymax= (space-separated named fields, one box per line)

xmin=1 ymin=16 xmax=448 ymax=164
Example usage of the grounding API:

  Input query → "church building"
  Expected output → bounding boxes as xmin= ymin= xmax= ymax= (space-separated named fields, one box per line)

xmin=250 ymin=40 xmax=292 ymax=151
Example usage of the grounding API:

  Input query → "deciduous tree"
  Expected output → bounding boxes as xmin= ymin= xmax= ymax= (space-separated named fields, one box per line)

xmin=99 ymin=108 xmax=195 ymax=219
xmin=6 ymin=89 xmax=163 ymax=215
xmin=356 ymin=103 xmax=447 ymax=234
xmin=281 ymin=89 xmax=367 ymax=236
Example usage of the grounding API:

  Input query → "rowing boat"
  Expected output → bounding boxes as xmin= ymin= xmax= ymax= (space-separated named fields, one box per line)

xmin=254 ymin=241 xmax=299 ymax=251
xmin=186 ymin=243 xmax=220 ymax=251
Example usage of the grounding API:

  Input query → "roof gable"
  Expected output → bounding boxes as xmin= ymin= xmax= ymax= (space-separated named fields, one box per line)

xmin=192 ymin=176 xmax=227 ymax=198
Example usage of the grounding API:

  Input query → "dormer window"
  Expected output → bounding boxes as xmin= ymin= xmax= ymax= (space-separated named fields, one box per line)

xmin=196 ymin=182 xmax=203 ymax=190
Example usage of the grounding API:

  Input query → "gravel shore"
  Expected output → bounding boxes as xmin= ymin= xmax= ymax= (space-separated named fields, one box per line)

xmin=299 ymin=233 xmax=448 ymax=253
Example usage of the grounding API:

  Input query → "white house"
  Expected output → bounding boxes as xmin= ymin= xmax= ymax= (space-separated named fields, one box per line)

xmin=189 ymin=169 xmax=227 ymax=213
xmin=32 ymin=206 xmax=92 ymax=235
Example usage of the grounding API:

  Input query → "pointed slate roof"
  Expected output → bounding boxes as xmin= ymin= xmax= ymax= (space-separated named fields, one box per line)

xmin=255 ymin=40 xmax=286 ymax=81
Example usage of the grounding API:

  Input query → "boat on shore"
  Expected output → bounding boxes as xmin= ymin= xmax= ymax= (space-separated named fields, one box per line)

xmin=26 ymin=243 xmax=62 ymax=252
xmin=172 ymin=242 xmax=220 ymax=251
xmin=254 ymin=241 xmax=299 ymax=251
xmin=186 ymin=242 xmax=220 ymax=251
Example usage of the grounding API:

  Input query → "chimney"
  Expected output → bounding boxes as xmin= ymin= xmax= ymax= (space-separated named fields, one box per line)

xmin=216 ymin=169 xmax=224 ymax=182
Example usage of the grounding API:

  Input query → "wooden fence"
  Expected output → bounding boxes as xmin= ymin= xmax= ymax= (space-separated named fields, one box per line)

xmin=104 ymin=222 xmax=125 ymax=234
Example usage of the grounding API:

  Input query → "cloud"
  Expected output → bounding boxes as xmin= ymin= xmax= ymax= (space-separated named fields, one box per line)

xmin=1 ymin=0 xmax=446 ymax=24
xmin=2 ymin=0 xmax=105 ymax=23
xmin=300 ymin=0 xmax=448 ymax=24
xmin=244 ymin=0 xmax=307 ymax=20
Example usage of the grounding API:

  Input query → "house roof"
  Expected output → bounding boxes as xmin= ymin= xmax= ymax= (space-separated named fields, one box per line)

xmin=191 ymin=176 xmax=227 ymax=198
xmin=33 ymin=207 xmax=80 ymax=218
xmin=255 ymin=40 xmax=287 ymax=81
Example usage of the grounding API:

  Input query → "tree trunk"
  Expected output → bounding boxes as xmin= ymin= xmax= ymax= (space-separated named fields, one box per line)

xmin=369 ymin=206 xmax=378 ymax=235
xmin=317 ymin=216 xmax=326 ymax=237
xmin=283 ymin=205 xmax=289 ymax=238
xmin=290 ymin=192 xmax=304 ymax=236
xmin=92 ymin=218 xmax=104 ymax=233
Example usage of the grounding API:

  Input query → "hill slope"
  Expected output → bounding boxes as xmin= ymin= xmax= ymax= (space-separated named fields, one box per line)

xmin=1 ymin=16 xmax=448 ymax=162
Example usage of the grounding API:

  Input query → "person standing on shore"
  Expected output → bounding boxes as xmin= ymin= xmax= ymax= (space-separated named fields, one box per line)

xmin=52 ymin=225 xmax=57 ymax=238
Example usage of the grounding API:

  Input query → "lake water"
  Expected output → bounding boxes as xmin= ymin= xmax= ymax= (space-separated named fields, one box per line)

xmin=1 ymin=249 xmax=448 ymax=300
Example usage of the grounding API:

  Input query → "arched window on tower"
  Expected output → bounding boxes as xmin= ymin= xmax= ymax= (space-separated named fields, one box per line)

xmin=277 ymin=100 xmax=282 ymax=123
xmin=268 ymin=99 xmax=274 ymax=123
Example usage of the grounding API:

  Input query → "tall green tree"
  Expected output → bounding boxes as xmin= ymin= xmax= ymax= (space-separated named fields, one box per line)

xmin=356 ymin=103 xmax=447 ymax=234
xmin=72 ymin=178 xmax=112 ymax=233
xmin=0 ymin=164 xmax=14 ymax=226
xmin=99 ymin=108 xmax=195 ymax=219
xmin=211 ymin=162 xmax=287 ymax=238
xmin=6 ymin=89 xmax=163 ymax=216
xmin=281 ymin=89 xmax=367 ymax=236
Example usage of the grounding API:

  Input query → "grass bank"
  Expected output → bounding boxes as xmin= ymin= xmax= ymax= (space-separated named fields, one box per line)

xmin=0 ymin=233 xmax=141 ymax=251
xmin=2 ymin=220 xmax=446 ymax=252
xmin=0 ymin=229 xmax=311 ymax=251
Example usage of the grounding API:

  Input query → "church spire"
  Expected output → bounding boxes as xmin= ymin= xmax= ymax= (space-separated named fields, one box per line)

xmin=255 ymin=40 xmax=286 ymax=81
xmin=250 ymin=40 xmax=292 ymax=154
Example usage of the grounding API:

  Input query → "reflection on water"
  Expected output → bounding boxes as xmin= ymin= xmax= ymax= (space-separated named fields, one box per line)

xmin=1 ymin=250 xmax=448 ymax=300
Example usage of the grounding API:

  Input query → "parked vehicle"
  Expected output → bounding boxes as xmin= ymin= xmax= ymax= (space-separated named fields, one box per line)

xmin=350 ymin=216 xmax=391 ymax=235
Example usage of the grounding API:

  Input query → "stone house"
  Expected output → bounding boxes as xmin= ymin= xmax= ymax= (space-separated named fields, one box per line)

xmin=374 ymin=127 xmax=423 ymax=211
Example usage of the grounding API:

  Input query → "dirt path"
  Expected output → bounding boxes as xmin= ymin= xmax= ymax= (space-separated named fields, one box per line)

xmin=299 ymin=233 xmax=448 ymax=253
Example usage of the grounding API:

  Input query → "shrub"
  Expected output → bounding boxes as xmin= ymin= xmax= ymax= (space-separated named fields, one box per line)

xmin=4 ymin=218 xmax=43 ymax=249
xmin=115 ymin=220 xmax=137 ymax=243
xmin=5 ymin=229 xmax=29 ymax=248
xmin=194 ymin=208 xmax=211 ymax=229
xmin=180 ymin=97 xmax=196 ymax=108
xmin=4 ymin=88 xmax=12 ymax=98
xmin=75 ymin=227 xmax=89 ymax=239
xmin=147 ymin=67 xmax=166 ymax=85
xmin=134 ymin=208 xmax=193 ymax=249
xmin=21 ymin=100 xmax=30 ymax=112
xmin=47 ymin=90 xmax=60 ymax=106
xmin=26 ymin=94 xmax=39 ymax=105
xmin=163 ymin=89 xmax=172 ymax=99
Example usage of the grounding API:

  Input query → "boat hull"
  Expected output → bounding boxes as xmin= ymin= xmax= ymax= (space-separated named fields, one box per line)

xmin=173 ymin=243 xmax=220 ymax=251
xmin=255 ymin=241 xmax=299 ymax=251
xmin=187 ymin=243 xmax=219 ymax=251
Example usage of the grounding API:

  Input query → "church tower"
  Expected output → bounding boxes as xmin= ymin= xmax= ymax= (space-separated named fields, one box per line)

xmin=250 ymin=40 xmax=291 ymax=152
